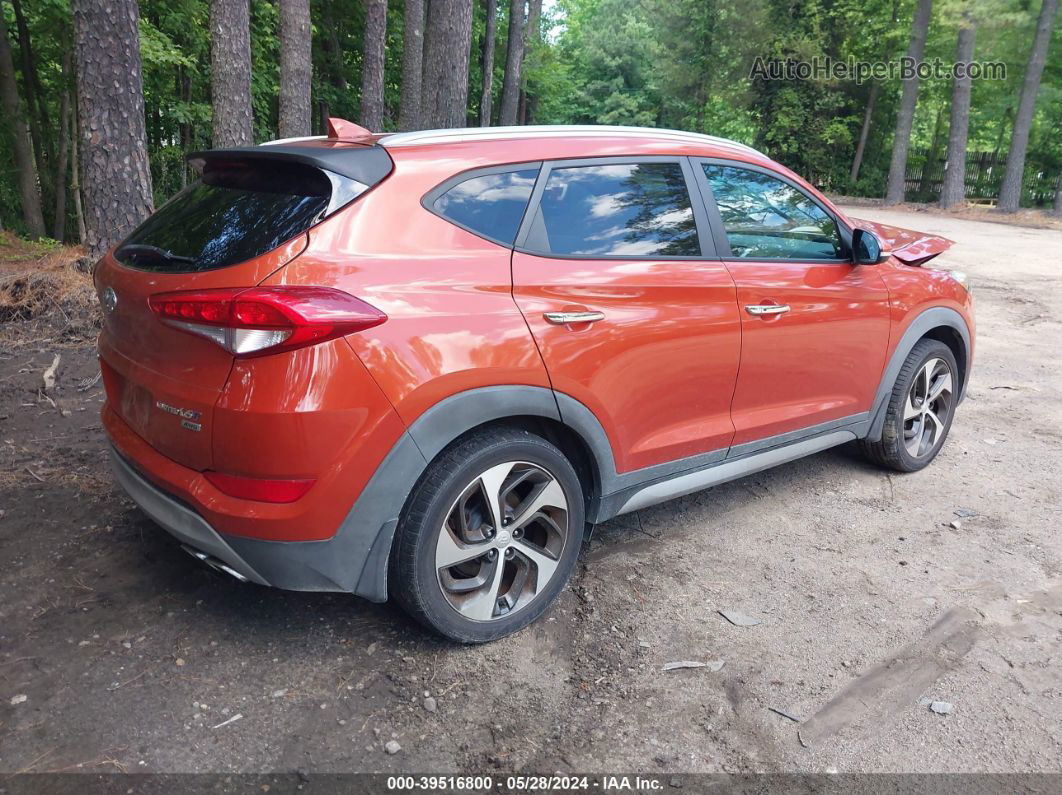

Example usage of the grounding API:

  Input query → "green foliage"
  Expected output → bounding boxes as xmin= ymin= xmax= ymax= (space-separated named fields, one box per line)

xmin=2 ymin=0 xmax=1061 ymax=239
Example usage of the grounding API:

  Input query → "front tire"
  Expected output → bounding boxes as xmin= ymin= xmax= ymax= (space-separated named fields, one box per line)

xmin=390 ymin=426 xmax=584 ymax=643
xmin=861 ymin=338 xmax=958 ymax=472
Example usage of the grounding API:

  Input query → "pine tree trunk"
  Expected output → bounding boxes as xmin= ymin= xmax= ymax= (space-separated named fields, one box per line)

xmin=1053 ymin=173 xmax=1062 ymax=216
xmin=939 ymin=19 xmax=976 ymax=210
xmin=917 ymin=105 xmax=944 ymax=199
xmin=523 ymin=0 xmax=542 ymax=123
xmin=399 ymin=0 xmax=425 ymax=130
xmin=360 ymin=0 xmax=389 ymax=131
xmin=178 ymin=67 xmax=192 ymax=186
xmin=883 ymin=0 xmax=933 ymax=205
xmin=479 ymin=0 xmax=497 ymax=126
xmin=997 ymin=0 xmax=1059 ymax=213
xmin=421 ymin=0 xmax=474 ymax=128
xmin=498 ymin=0 xmax=525 ymax=125
xmin=318 ymin=99 xmax=331 ymax=134
xmin=279 ymin=0 xmax=312 ymax=138
xmin=849 ymin=81 xmax=879 ymax=186
xmin=0 ymin=8 xmax=45 ymax=239
xmin=72 ymin=0 xmax=154 ymax=258
xmin=70 ymin=90 xmax=86 ymax=244
xmin=210 ymin=0 xmax=254 ymax=147
xmin=319 ymin=0 xmax=349 ymax=94
xmin=53 ymin=57 xmax=73 ymax=242
xmin=11 ymin=0 xmax=51 ymax=199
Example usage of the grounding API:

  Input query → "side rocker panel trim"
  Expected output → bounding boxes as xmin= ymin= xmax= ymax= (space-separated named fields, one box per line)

xmin=615 ymin=430 xmax=856 ymax=515
xmin=552 ymin=392 xmax=728 ymax=499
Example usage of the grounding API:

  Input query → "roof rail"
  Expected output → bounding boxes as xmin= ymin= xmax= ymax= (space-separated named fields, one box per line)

xmin=377 ymin=125 xmax=764 ymax=157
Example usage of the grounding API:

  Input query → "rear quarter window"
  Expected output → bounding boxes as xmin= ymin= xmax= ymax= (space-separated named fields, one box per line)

xmin=431 ymin=168 xmax=540 ymax=245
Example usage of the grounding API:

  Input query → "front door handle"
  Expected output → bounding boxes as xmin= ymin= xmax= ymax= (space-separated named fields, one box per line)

xmin=745 ymin=304 xmax=791 ymax=316
xmin=543 ymin=311 xmax=605 ymax=325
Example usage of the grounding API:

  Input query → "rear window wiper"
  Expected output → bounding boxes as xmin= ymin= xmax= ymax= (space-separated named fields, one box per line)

xmin=117 ymin=243 xmax=197 ymax=265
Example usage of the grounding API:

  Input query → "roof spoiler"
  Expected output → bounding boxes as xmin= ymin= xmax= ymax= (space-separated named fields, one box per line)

xmin=187 ymin=142 xmax=392 ymax=186
xmin=327 ymin=117 xmax=373 ymax=140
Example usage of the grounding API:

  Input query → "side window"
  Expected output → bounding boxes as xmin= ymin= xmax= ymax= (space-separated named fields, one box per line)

xmin=433 ymin=168 xmax=539 ymax=244
xmin=526 ymin=162 xmax=700 ymax=257
xmin=702 ymin=164 xmax=844 ymax=260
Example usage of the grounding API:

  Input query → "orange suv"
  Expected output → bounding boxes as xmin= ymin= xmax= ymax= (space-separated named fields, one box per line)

xmin=96 ymin=122 xmax=974 ymax=642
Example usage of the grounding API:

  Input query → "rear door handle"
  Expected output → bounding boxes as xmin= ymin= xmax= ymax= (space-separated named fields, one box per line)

xmin=745 ymin=304 xmax=791 ymax=316
xmin=543 ymin=311 xmax=605 ymax=325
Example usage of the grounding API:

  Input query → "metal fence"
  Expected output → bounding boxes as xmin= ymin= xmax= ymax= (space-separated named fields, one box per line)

xmin=903 ymin=148 xmax=1059 ymax=206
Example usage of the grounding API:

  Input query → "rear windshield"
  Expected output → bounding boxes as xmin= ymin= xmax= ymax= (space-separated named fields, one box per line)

xmin=115 ymin=160 xmax=332 ymax=272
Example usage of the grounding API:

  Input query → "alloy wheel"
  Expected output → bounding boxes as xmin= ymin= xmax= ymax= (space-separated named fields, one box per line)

xmin=435 ymin=461 xmax=569 ymax=621
xmin=903 ymin=357 xmax=954 ymax=458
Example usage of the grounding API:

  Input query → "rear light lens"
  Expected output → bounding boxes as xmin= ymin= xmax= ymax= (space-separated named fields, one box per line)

xmin=148 ymin=286 xmax=386 ymax=357
xmin=204 ymin=471 xmax=315 ymax=503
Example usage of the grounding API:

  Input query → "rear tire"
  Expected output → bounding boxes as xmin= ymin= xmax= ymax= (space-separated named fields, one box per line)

xmin=861 ymin=338 xmax=958 ymax=472
xmin=390 ymin=426 xmax=584 ymax=643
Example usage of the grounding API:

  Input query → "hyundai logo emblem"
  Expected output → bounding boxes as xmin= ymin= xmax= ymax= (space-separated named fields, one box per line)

xmin=100 ymin=287 xmax=118 ymax=314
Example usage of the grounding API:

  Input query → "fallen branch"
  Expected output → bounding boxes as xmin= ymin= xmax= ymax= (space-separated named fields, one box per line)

xmin=42 ymin=353 xmax=61 ymax=392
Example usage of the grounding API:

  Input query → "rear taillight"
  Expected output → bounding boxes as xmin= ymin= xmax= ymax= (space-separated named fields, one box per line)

xmin=204 ymin=471 xmax=315 ymax=503
xmin=148 ymin=286 xmax=386 ymax=357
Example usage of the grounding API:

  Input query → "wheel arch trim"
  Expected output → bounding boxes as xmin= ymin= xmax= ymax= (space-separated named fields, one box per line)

xmin=866 ymin=306 xmax=972 ymax=442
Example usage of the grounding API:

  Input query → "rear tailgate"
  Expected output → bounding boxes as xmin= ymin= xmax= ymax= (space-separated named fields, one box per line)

xmin=96 ymin=143 xmax=393 ymax=471
xmin=97 ymin=236 xmax=307 ymax=470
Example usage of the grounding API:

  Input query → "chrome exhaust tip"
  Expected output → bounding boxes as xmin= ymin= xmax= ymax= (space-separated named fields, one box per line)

xmin=180 ymin=544 xmax=250 ymax=583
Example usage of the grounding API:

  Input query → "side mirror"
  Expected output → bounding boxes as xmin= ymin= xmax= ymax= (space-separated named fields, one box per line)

xmin=852 ymin=227 xmax=887 ymax=265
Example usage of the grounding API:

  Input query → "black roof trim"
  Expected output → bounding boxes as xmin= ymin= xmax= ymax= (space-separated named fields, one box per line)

xmin=187 ymin=143 xmax=394 ymax=186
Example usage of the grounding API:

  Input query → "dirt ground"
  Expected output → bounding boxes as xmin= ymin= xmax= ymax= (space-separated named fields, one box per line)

xmin=1 ymin=207 xmax=1060 ymax=775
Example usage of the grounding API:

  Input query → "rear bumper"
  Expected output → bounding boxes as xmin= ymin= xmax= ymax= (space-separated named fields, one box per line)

xmin=109 ymin=446 xmax=268 ymax=586
xmin=105 ymin=410 xmax=428 ymax=600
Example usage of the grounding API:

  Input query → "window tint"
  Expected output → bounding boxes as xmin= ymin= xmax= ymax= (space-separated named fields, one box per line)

xmin=530 ymin=162 xmax=700 ymax=257
xmin=116 ymin=160 xmax=333 ymax=272
xmin=434 ymin=168 xmax=539 ymax=244
xmin=702 ymin=165 xmax=843 ymax=260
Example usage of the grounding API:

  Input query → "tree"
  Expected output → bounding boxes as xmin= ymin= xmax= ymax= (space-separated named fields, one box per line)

xmin=71 ymin=0 xmax=154 ymax=257
xmin=69 ymin=89 xmax=86 ymax=243
xmin=279 ymin=0 xmax=312 ymax=138
xmin=998 ymin=0 xmax=1059 ymax=212
xmin=939 ymin=13 xmax=976 ymax=209
xmin=884 ymin=0 xmax=933 ymax=205
xmin=479 ymin=0 xmax=497 ymax=126
xmin=360 ymin=0 xmax=389 ymax=131
xmin=498 ymin=0 xmax=525 ymax=125
xmin=210 ymin=0 xmax=253 ymax=147
xmin=850 ymin=0 xmax=901 ymax=186
xmin=0 ymin=4 xmax=45 ymax=238
xmin=53 ymin=51 xmax=73 ymax=241
xmin=520 ymin=0 xmax=542 ymax=123
xmin=10 ymin=0 xmax=50 ymax=206
xmin=399 ymin=0 xmax=425 ymax=129
xmin=421 ymin=0 xmax=474 ymax=128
